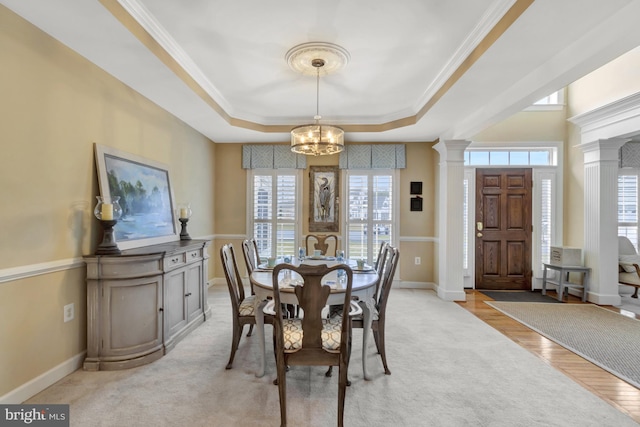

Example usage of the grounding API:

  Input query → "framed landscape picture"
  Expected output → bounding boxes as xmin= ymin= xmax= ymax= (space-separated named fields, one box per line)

xmin=94 ymin=143 xmax=179 ymax=249
xmin=309 ymin=166 xmax=339 ymax=232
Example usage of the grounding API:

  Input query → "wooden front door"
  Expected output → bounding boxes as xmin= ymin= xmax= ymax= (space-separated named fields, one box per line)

xmin=475 ymin=168 xmax=532 ymax=290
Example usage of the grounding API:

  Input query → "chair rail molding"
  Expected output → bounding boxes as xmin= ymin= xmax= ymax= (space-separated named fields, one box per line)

xmin=0 ymin=258 xmax=86 ymax=284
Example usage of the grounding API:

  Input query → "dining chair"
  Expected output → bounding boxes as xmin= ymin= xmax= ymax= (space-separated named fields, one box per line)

xmin=354 ymin=245 xmax=399 ymax=376
xmin=241 ymin=238 xmax=260 ymax=295
xmin=266 ymin=262 xmax=361 ymax=427
xmin=220 ymin=243 xmax=267 ymax=369
xmin=305 ymin=234 xmax=338 ymax=257
xmin=373 ymin=241 xmax=389 ymax=295
xmin=241 ymin=238 xmax=261 ymax=274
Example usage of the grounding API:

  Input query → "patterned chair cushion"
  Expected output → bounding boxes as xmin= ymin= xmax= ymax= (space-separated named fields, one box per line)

xmin=282 ymin=317 xmax=343 ymax=353
xmin=329 ymin=298 xmax=375 ymax=322
xmin=239 ymin=295 xmax=258 ymax=316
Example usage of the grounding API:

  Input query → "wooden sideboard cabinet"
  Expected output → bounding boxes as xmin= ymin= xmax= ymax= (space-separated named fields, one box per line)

xmin=83 ymin=239 xmax=211 ymax=371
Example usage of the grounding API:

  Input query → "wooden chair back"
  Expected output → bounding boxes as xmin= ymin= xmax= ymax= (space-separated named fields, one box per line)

xmin=241 ymin=238 xmax=260 ymax=274
xmin=305 ymin=234 xmax=338 ymax=257
xmin=377 ymin=246 xmax=399 ymax=316
xmin=221 ymin=243 xmax=245 ymax=313
xmin=220 ymin=243 xmax=261 ymax=369
xmin=241 ymin=238 xmax=260 ymax=295
xmin=270 ymin=262 xmax=354 ymax=426
xmin=373 ymin=242 xmax=389 ymax=296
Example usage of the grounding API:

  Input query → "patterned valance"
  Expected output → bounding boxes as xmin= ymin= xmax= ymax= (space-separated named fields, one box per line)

xmin=339 ymin=144 xmax=406 ymax=169
xmin=620 ymin=141 xmax=640 ymax=168
xmin=242 ymin=145 xmax=307 ymax=169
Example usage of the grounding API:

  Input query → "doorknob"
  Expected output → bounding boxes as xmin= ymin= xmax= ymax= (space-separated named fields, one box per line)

xmin=477 ymin=222 xmax=483 ymax=231
xmin=477 ymin=232 xmax=483 ymax=238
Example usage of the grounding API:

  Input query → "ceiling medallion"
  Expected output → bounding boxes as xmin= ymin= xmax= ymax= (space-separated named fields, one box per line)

xmin=285 ymin=42 xmax=350 ymax=76
xmin=287 ymin=43 xmax=349 ymax=156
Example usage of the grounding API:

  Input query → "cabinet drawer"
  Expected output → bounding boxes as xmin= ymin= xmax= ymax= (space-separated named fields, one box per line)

xmin=88 ymin=255 xmax=163 ymax=279
xmin=186 ymin=249 xmax=202 ymax=263
xmin=164 ymin=253 xmax=186 ymax=270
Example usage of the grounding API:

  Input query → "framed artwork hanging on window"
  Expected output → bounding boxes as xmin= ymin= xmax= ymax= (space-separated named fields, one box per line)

xmin=309 ymin=166 xmax=339 ymax=232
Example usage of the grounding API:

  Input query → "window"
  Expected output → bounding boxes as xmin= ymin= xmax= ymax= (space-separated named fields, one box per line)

xmin=465 ymin=149 xmax=555 ymax=166
xmin=463 ymin=178 xmax=469 ymax=270
xmin=344 ymin=170 xmax=396 ymax=264
xmin=249 ymin=169 xmax=301 ymax=260
xmin=619 ymin=173 xmax=639 ymax=250
xmin=537 ymin=173 xmax=555 ymax=267
xmin=533 ymin=90 xmax=562 ymax=105
xmin=526 ymin=89 xmax=565 ymax=111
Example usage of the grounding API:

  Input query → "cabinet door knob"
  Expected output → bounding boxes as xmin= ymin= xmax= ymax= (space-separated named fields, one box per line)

xmin=185 ymin=292 xmax=192 ymax=297
xmin=159 ymin=307 xmax=164 ymax=312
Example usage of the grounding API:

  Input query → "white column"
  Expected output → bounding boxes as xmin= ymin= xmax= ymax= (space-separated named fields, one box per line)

xmin=433 ymin=140 xmax=470 ymax=301
xmin=579 ymin=138 xmax=627 ymax=305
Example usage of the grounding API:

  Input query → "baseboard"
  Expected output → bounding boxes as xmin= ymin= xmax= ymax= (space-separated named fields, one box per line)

xmin=0 ymin=352 xmax=86 ymax=404
xmin=435 ymin=284 xmax=467 ymax=301
xmin=210 ymin=277 xmax=227 ymax=287
xmin=396 ymin=281 xmax=434 ymax=290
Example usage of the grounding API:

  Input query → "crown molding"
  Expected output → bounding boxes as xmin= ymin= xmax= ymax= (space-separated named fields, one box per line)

xmin=568 ymin=92 xmax=640 ymax=144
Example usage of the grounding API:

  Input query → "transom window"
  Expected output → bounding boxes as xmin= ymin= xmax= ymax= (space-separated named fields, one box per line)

xmin=464 ymin=149 xmax=555 ymax=166
xmin=534 ymin=90 xmax=563 ymax=105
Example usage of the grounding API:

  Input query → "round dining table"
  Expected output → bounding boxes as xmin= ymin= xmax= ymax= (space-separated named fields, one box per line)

xmin=249 ymin=257 xmax=379 ymax=380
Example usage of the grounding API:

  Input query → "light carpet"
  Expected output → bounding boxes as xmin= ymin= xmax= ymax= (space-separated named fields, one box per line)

xmin=487 ymin=301 xmax=640 ymax=389
xmin=25 ymin=287 xmax=638 ymax=426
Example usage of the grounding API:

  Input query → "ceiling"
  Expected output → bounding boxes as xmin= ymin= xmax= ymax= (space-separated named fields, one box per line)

xmin=3 ymin=0 xmax=640 ymax=144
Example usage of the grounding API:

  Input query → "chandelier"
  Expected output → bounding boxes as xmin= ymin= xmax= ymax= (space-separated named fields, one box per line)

xmin=287 ymin=43 xmax=349 ymax=156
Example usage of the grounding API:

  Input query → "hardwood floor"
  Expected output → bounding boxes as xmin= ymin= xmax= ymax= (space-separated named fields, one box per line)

xmin=457 ymin=290 xmax=640 ymax=423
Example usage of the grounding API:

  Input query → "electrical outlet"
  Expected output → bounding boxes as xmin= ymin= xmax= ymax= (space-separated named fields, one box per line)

xmin=415 ymin=256 xmax=421 ymax=265
xmin=63 ymin=303 xmax=74 ymax=323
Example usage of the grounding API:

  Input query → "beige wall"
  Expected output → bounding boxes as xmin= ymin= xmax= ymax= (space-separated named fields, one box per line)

xmin=0 ymin=7 xmax=215 ymax=397
xmin=568 ymin=46 xmax=640 ymax=117
xmin=473 ymin=110 xmax=566 ymax=142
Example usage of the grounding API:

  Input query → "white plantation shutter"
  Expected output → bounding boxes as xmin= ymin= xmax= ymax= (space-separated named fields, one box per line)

xmin=540 ymin=177 xmax=552 ymax=265
xmin=253 ymin=175 xmax=273 ymax=259
xmin=275 ymin=175 xmax=296 ymax=256
xmin=531 ymin=170 xmax=557 ymax=276
xmin=463 ymin=178 xmax=469 ymax=270
xmin=345 ymin=171 xmax=395 ymax=264
xmin=618 ymin=174 xmax=639 ymax=250
xmin=251 ymin=170 xmax=300 ymax=260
